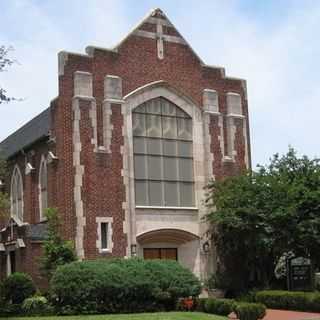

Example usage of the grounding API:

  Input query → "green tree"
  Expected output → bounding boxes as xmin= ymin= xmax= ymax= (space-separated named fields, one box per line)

xmin=40 ymin=208 xmax=77 ymax=279
xmin=206 ymin=148 xmax=320 ymax=293
xmin=0 ymin=45 xmax=15 ymax=104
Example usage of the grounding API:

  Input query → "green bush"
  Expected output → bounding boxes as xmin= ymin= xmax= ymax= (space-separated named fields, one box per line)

xmin=233 ymin=302 xmax=266 ymax=320
xmin=194 ymin=298 xmax=207 ymax=312
xmin=22 ymin=295 xmax=53 ymax=316
xmin=50 ymin=258 xmax=201 ymax=314
xmin=204 ymin=298 xmax=235 ymax=315
xmin=0 ymin=304 xmax=23 ymax=317
xmin=2 ymin=272 xmax=36 ymax=304
xmin=255 ymin=290 xmax=320 ymax=312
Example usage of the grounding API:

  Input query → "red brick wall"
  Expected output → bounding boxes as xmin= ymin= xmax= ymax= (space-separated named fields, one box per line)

xmin=0 ymin=21 xmax=251 ymax=287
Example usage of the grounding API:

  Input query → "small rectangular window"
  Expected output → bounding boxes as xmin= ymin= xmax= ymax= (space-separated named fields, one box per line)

xmin=101 ymin=222 xmax=108 ymax=250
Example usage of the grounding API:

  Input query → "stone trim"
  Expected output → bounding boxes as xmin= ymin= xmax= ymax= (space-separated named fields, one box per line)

xmin=136 ymin=206 xmax=198 ymax=210
xmin=72 ymin=98 xmax=85 ymax=259
xmin=74 ymin=71 xmax=93 ymax=97
xmin=243 ymin=118 xmax=250 ymax=169
xmin=203 ymin=113 xmax=214 ymax=180
xmin=203 ymin=89 xmax=219 ymax=114
xmin=10 ymin=165 xmax=24 ymax=222
xmin=132 ymin=30 xmax=187 ymax=45
xmin=38 ymin=155 xmax=48 ymax=222
xmin=147 ymin=16 xmax=173 ymax=27
xmin=58 ymin=51 xmax=69 ymax=76
xmin=123 ymin=83 xmax=206 ymax=261
xmin=25 ymin=163 xmax=35 ymax=175
xmin=96 ymin=217 xmax=113 ymax=253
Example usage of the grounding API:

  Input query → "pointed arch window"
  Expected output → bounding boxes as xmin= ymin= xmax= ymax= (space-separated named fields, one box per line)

xmin=132 ymin=97 xmax=195 ymax=207
xmin=11 ymin=166 xmax=24 ymax=221
xmin=39 ymin=156 xmax=48 ymax=221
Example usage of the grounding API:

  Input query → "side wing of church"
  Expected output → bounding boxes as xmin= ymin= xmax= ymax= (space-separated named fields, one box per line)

xmin=0 ymin=8 xmax=251 ymax=287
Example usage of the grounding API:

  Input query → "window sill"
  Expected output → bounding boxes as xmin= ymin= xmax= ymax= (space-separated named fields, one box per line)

xmin=136 ymin=206 xmax=198 ymax=211
xmin=99 ymin=248 xmax=112 ymax=254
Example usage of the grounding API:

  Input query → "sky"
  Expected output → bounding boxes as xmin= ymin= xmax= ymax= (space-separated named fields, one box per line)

xmin=0 ymin=0 xmax=319 ymax=167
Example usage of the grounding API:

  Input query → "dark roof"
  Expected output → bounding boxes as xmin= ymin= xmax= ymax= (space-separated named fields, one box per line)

xmin=0 ymin=108 xmax=51 ymax=159
xmin=27 ymin=223 xmax=48 ymax=241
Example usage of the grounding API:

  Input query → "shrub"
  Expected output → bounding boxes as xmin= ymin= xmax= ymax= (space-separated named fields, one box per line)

xmin=233 ymin=302 xmax=266 ymax=320
xmin=204 ymin=298 xmax=235 ymax=316
xmin=0 ymin=304 xmax=23 ymax=317
xmin=194 ymin=298 xmax=207 ymax=312
xmin=2 ymin=272 xmax=36 ymax=304
xmin=22 ymin=295 xmax=53 ymax=315
xmin=50 ymin=258 xmax=201 ymax=314
xmin=40 ymin=208 xmax=77 ymax=279
xmin=255 ymin=290 xmax=320 ymax=312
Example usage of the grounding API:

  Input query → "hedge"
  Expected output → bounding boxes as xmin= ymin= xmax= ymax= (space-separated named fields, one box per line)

xmin=204 ymin=298 xmax=235 ymax=316
xmin=1 ymin=273 xmax=36 ymax=305
xmin=50 ymin=258 xmax=201 ymax=314
xmin=233 ymin=302 xmax=266 ymax=320
xmin=255 ymin=290 xmax=320 ymax=312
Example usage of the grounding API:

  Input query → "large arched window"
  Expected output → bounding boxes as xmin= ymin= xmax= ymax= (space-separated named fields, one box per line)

xmin=11 ymin=166 xmax=24 ymax=221
xmin=39 ymin=156 xmax=48 ymax=220
xmin=132 ymin=97 xmax=194 ymax=207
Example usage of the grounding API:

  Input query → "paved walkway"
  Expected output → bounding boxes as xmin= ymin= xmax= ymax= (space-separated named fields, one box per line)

xmin=264 ymin=309 xmax=320 ymax=320
xmin=229 ymin=309 xmax=320 ymax=320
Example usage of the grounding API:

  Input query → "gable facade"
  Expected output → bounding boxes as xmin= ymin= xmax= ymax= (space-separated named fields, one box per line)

xmin=0 ymin=8 xmax=250 ymax=287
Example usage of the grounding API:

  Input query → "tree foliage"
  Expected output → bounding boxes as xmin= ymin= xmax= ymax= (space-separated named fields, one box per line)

xmin=40 ymin=208 xmax=77 ymax=279
xmin=206 ymin=148 xmax=320 ymax=293
xmin=0 ymin=46 xmax=15 ymax=104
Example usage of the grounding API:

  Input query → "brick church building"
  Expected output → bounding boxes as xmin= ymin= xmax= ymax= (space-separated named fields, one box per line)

xmin=0 ymin=8 xmax=251 ymax=287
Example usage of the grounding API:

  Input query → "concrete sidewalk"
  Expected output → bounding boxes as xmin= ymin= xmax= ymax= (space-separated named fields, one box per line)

xmin=229 ymin=309 xmax=320 ymax=320
xmin=264 ymin=309 xmax=320 ymax=320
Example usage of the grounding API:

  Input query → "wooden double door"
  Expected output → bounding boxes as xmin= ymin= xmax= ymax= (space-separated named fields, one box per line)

xmin=144 ymin=248 xmax=177 ymax=261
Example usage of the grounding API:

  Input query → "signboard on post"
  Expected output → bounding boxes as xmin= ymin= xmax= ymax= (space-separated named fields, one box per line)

xmin=287 ymin=257 xmax=313 ymax=291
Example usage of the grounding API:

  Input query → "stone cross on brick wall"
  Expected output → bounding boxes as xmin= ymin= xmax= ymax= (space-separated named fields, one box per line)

xmin=156 ymin=19 xmax=164 ymax=60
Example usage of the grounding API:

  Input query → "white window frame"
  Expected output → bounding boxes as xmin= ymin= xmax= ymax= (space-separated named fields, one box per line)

xmin=10 ymin=165 xmax=24 ymax=222
xmin=38 ymin=155 xmax=48 ymax=221
xmin=96 ymin=217 xmax=113 ymax=253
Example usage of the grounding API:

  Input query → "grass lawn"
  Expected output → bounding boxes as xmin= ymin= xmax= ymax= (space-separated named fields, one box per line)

xmin=9 ymin=312 xmax=227 ymax=320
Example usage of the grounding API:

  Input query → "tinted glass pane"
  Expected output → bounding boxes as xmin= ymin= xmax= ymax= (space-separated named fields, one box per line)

xmin=180 ymin=183 xmax=195 ymax=207
xmin=177 ymin=141 xmax=192 ymax=157
xmin=148 ymin=156 xmax=162 ymax=180
xmin=178 ymin=118 xmax=192 ymax=140
xmin=101 ymin=223 xmax=108 ymax=249
xmin=162 ymin=99 xmax=176 ymax=116
xmin=164 ymin=157 xmax=178 ymax=181
xmin=146 ymin=115 xmax=161 ymax=137
xmin=134 ymin=155 xmax=147 ymax=179
xmin=147 ymin=138 xmax=162 ymax=155
xmin=162 ymin=116 xmax=177 ymax=139
xmin=176 ymin=108 xmax=189 ymax=118
xmin=163 ymin=140 xmax=177 ymax=156
xmin=164 ymin=182 xmax=179 ymax=206
xmin=133 ymin=137 xmax=147 ymax=154
xmin=146 ymin=98 xmax=161 ymax=114
xmin=134 ymin=103 xmax=146 ymax=113
xmin=149 ymin=181 xmax=163 ymax=206
xmin=178 ymin=158 xmax=193 ymax=181
xmin=132 ymin=113 xmax=146 ymax=136
xmin=135 ymin=181 xmax=148 ymax=205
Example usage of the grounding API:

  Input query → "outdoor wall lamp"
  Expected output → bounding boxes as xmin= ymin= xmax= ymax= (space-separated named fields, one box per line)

xmin=131 ymin=244 xmax=137 ymax=257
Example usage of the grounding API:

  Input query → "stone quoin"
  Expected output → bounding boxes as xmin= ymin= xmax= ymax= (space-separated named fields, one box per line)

xmin=0 ymin=8 xmax=251 ymax=287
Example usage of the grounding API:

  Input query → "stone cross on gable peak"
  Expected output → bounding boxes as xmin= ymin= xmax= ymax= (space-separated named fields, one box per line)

xmin=156 ymin=19 xmax=164 ymax=60
xmin=133 ymin=8 xmax=187 ymax=61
